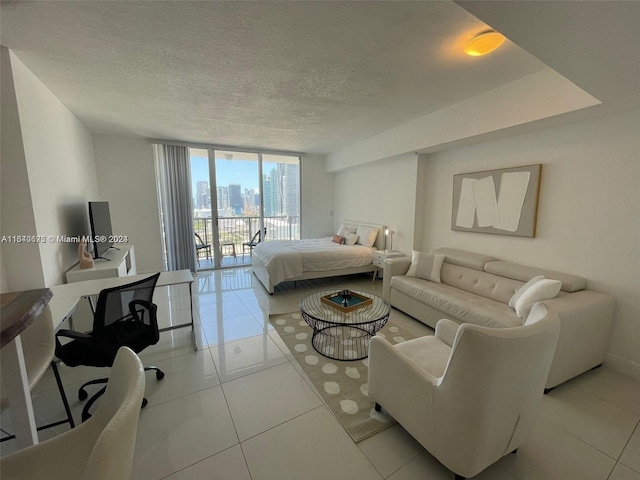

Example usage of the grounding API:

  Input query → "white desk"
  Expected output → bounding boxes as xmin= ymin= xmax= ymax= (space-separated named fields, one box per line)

xmin=50 ymin=269 xmax=195 ymax=333
xmin=2 ymin=270 xmax=194 ymax=449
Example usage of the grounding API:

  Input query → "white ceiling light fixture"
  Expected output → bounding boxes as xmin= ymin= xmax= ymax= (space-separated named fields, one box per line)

xmin=464 ymin=30 xmax=506 ymax=56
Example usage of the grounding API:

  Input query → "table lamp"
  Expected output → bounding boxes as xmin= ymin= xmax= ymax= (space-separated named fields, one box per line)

xmin=385 ymin=228 xmax=395 ymax=253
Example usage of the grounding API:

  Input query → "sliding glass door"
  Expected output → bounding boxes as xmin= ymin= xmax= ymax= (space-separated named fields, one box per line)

xmin=190 ymin=148 xmax=300 ymax=270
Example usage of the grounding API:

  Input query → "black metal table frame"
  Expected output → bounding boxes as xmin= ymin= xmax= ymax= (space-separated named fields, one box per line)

xmin=300 ymin=289 xmax=390 ymax=361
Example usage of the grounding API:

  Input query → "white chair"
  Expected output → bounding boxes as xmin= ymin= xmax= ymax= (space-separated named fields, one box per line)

xmin=1 ymin=305 xmax=75 ymax=440
xmin=368 ymin=302 xmax=560 ymax=480
xmin=0 ymin=346 xmax=145 ymax=480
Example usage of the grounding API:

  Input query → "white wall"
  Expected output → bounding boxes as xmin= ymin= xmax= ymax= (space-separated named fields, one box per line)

xmin=0 ymin=48 xmax=43 ymax=291
xmin=3 ymin=50 xmax=99 ymax=288
xmin=300 ymin=154 xmax=334 ymax=238
xmin=417 ymin=109 xmax=640 ymax=376
xmin=333 ymin=153 xmax=418 ymax=254
xmin=92 ymin=135 xmax=164 ymax=273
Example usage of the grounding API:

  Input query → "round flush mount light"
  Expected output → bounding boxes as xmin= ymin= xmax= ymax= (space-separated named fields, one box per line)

xmin=464 ymin=31 xmax=506 ymax=56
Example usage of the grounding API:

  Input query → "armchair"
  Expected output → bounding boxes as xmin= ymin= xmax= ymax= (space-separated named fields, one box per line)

xmin=368 ymin=302 xmax=560 ymax=479
xmin=0 ymin=347 xmax=145 ymax=480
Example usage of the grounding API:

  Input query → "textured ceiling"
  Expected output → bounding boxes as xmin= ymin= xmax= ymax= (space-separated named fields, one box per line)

xmin=0 ymin=1 xmax=552 ymax=154
xmin=3 ymin=1 xmax=638 ymax=155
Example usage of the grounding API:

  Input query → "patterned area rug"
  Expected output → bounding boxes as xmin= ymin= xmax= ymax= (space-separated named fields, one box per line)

xmin=269 ymin=311 xmax=416 ymax=443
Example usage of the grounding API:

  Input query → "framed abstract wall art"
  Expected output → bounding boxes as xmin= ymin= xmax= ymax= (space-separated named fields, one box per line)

xmin=451 ymin=164 xmax=541 ymax=237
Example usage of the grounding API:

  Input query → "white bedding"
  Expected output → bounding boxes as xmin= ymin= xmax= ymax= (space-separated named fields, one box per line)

xmin=253 ymin=237 xmax=375 ymax=287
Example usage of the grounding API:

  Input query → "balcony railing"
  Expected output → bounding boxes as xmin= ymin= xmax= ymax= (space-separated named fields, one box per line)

xmin=194 ymin=216 xmax=300 ymax=267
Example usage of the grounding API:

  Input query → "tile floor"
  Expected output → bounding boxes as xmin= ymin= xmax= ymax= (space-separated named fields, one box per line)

xmin=1 ymin=267 xmax=639 ymax=480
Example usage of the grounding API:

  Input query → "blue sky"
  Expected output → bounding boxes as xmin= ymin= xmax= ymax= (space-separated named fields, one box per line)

xmin=191 ymin=154 xmax=260 ymax=197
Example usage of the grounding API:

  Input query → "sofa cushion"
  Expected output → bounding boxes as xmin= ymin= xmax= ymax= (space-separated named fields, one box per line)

xmin=484 ymin=261 xmax=586 ymax=293
xmin=395 ymin=335 xmax=452 ymax=378
xmin=432 ymin=248 xmax=496 ymax=271
xmin=406 ymin=251 xmax=445 ymax=283
xmin=514 ymin=278 xmax=562 ymax=318
xmin=391 ymin=275 xmax=522 ymax=328
xmin=440 ymin=263 xmax=522 ymax=305
xmin=509 ymin=275 xmax=545 ymax=308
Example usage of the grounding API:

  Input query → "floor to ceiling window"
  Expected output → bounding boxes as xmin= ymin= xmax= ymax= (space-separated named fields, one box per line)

xmin=190 ymin=148 xmax=301 ymax=270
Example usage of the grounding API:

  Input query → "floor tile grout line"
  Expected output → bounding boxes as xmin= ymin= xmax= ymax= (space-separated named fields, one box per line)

xmin=539 ymin=416 xmax=633 ymax=464
xmin=157 ymin=444 xmax=243 ymax=480
xmin=238 ymin=442 xmax=256 ymax=480
xmin=565 ymin=374 xmax=640 ymax=417
xmin=237 ymin=404 xmax=326 ymax=445
xmin=615 ymin=418 xmax=640 ymax=464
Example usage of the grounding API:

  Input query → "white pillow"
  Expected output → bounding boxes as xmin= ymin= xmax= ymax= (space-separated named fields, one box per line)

xmin=509 ymin=275 xmax=546 ymax=309
xmin=336 ymin=223 xmax=357 ymax=237
xmin=356 ymin=226 xmax=378 ymax=247
xmin=514 ymin=279 xmax=562 ymax=318
xmin=343 ymin=233 xmax=359 ymax=246
xmin=405 ymin=251 xmax=445 ymax=283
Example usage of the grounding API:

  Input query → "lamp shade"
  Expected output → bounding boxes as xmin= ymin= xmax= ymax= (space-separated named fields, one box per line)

xmin=464 ymin=31 xmax=505 ymax=56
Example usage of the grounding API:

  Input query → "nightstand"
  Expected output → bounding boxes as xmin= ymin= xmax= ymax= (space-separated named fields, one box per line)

xmin=372 ymin=250 xmax=405 ymax=281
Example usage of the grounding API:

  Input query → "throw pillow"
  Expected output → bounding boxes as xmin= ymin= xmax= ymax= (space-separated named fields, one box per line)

xmin=332 ymin=235 xmax=345 ymax=244
xmin=343 ymin=233 xmax=359 ymax=246
xmin=336 ymin=223 xmax=357 ymax=237
xmin=509 ymin=275 xmax=546 ymax=309
xmin=514 ymin=278 xmax=562 ymax=318
xmin=405 ymin=251 xmax=445 ymax=283
xmin=356 ymin=226 xmax=379 ymax=247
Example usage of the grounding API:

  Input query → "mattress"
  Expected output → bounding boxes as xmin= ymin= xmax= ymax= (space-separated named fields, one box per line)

xmin=253 ymin=237 xmax=375 ymax=287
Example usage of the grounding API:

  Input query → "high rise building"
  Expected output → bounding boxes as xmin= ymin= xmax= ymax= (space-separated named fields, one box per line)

xmin=280 ymin=163 xmax=300 ymax=217
xmin=216 ymin=185 xmax=229 ymax=209
xmin=229 ymin=183 xmax=243 ymax=214
xmin=196 ymin=181 xmax=210 ymax=209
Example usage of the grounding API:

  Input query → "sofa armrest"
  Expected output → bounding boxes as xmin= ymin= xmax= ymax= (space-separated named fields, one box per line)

xmin=382 ymin=257 xmax=412 ymax=301
xmin=542 ymin=290 xmax=615 ymax=388
xmin=435 ymin=319 xmax=460 ymax=347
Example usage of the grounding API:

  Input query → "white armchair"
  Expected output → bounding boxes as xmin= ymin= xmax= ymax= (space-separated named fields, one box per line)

xmin=0 ymin=347 xmax=145 ymax=480
xmin=368 ymin=302 xmax=560 ymax=479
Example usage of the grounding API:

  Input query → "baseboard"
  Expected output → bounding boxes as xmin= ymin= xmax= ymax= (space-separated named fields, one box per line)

xmin=604 ymin=353 xmax=640 ymax=382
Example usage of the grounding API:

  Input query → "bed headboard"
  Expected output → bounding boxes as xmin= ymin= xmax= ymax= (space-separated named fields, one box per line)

xmin=343 ymin=220 xmax=386 ymax=250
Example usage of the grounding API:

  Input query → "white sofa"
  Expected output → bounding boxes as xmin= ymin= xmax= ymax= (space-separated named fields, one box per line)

xmin=384 ymin=248 xmax=615 ymax=390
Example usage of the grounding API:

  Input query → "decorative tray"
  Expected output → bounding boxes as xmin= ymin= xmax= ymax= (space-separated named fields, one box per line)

xmin=320 ymin=290 xmax=372 ymax=313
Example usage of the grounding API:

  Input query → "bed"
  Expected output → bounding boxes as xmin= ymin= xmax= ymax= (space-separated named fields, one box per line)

xmin=251 ymin=221 xmax=385 ymax=294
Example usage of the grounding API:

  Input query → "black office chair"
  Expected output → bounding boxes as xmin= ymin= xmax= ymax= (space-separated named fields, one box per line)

xmin=195 ymin=233 xmax=211 ymax=266
xmin=242 ymin=227 xmax=266 ymax=256
xmin=55 ymin=273 xmax=164 ymax=422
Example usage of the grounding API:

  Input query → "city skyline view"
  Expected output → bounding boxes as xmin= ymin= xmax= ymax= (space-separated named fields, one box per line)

xmin=189 ymin=151 xmax=300 ymax=219
xmin=191 ymin=153 xmax=261 ymax=196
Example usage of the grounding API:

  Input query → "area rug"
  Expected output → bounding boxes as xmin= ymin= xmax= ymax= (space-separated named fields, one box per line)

xmin=269 ymin=311 xmax=417 ymax=443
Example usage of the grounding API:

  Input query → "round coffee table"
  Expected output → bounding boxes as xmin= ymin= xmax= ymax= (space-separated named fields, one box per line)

xmin=300 ymin=289 xmax=390 ymax=361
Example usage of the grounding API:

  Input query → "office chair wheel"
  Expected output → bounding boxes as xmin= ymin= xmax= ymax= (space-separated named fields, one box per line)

xmin=79 ymin=388 xmax=88 ymax=401
xmin=156 ymin=370 xmax=165 ymax=380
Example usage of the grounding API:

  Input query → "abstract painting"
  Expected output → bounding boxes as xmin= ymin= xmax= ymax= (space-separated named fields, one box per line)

xmin=451 ymin=164 xmax=541 ymax=237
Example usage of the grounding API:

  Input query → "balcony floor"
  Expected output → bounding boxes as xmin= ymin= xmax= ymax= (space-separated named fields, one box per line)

xmin=196 ymin=252 xmax=253 ymax=270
